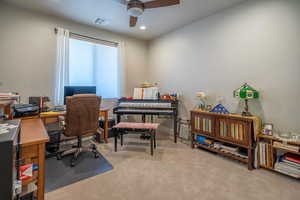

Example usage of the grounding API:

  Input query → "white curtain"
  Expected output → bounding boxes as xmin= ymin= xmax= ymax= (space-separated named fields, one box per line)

xmin=117 ymin=41 xmax=126 ymax=98
xmin=54 ymin=28 xmax=70 ymax=105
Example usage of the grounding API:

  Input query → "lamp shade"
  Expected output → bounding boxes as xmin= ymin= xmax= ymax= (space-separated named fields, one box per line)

xmin=234 ymin=83 xmax=259 ymax=99
xmin=196 ymin=91 xmax=206 ymax=99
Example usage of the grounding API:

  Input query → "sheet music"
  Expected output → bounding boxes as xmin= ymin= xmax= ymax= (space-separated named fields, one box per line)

xmin=0 ymin=123 xmax=17 ymax=135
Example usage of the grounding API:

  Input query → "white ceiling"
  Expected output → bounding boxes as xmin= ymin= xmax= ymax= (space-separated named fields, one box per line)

xmin=3 ymin=0 xmax=246 ymax=40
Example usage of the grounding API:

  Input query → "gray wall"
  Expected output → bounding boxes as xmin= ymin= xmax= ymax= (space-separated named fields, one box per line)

xmin=148 ymin=0 xmax=300 ymax=133
xmin=1 ymin=0 xmax=300 ymax=134
xmin=0 ymin=2 xmax=148 ymax=103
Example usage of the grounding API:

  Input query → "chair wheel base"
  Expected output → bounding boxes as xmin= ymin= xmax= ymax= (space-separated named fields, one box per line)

xmin=70 ymin=156 xmax=77 ymax=167
xmin=56 ymin=143 xmax=101 ymax=167
xmin=56 ymin=153 xmax=62 ymax=160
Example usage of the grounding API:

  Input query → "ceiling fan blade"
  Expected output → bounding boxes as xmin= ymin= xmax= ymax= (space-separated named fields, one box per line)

xmin=130 ymin=16 xmax=138 ymax=27
xmin=112 ymin=0 xmax=127 ymax=5
xmin=144 ymin=0 xmax=180 ymax=9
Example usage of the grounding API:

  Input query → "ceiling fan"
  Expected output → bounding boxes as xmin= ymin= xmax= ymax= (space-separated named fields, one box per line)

xmin=113 ymin=0 xmax=180 ymax=27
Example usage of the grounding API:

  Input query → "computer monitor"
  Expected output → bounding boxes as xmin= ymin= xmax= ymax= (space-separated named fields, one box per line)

xmin=64 ymin=86 xmax=96 ymax=104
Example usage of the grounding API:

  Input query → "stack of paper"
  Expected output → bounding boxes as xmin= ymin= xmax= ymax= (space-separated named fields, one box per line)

xmin=133 ymin=87 xmax=159 ymax=100
xmin=0 ymin=123 xmax=17 ymax=135
xmin=274 ymin=153 xmax=300 ymax=178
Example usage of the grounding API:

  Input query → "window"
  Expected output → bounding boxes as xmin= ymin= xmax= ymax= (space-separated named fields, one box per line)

xmin=69 ymin=38 xmax=119 ymax=98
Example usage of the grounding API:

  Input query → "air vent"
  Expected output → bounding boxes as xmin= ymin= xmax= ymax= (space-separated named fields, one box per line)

xmin=94 ymin=18 xmax=109 ymax=25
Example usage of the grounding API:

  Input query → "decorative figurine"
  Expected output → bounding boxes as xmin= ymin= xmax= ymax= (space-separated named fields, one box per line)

xmin=210 ymin=104 xmax=230 ymax=114
xmin=206 ymin=105 xmax=213 ymax=111
xmin=195 ymin=91 xmax=207 ymax=110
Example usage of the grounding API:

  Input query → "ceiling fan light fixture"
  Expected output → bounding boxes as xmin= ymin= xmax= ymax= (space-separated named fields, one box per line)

xmin=122 ymin=0 xmax=181 ymax=28
xmin=127 ymin=6 xmax=144 ymax=17
xmin=127 ymin=0 xmax=144 ymax=17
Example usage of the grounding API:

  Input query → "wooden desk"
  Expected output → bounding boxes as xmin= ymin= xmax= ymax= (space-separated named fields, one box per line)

xmin=0 ymin=100 xmax=14 ymax=120
xmin=39 ymin=108 xmax=110 ymax=143
xmin=21 ymin=119 xmax=49 ymax=200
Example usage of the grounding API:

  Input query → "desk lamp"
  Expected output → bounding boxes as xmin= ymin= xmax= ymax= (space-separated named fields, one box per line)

xmin=196 ymin=91 xmax=207 ymax=110
xmin=233 ymin=83 xmax=259 ymax=116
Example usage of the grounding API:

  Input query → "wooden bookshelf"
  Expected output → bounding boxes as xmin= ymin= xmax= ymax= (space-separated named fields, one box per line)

xmin=191 ymin=110 xmax=261 ymax=170
xmin=257 ymin=134 xmax=300 ymax=179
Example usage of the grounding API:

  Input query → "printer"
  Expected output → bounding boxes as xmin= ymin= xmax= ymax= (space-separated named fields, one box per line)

xmin=13 ymin=104 xmax=39 ymax=118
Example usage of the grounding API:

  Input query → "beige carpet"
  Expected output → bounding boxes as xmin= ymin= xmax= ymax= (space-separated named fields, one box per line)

xmin=46 ymin=132 xmax=300 ymax=200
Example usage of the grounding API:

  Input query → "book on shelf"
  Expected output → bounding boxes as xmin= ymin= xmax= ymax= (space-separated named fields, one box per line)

xmin=218 ymin=143 xmax=248 ymax=158
xmin=194 ymin=117 xmax=212 ymax=133
xmin=231 ymin=125 xmax=234 ymax=138
xmin=274 ymin=166 xmax=300 ymax=178
xmin=262 ymin=143 xmax=266 ymax=166
xmin=284 ymin=153 xmax=300 ymax=165
xmin=220 ymin=121 xmax=224 ymax=137
xmin=220 ymin=144 xmax=238 ymax=152
xmin=274 ymin=154 xmax=300 ymax=178
xmin=259 ymin=143 xmax=264 ymax=166
xmin=21 ymin=182 xmax=37 ymax=197
xmin=259 ymin=142 xmax=272 ymax=168
xmin=196 ymin=139 xmax=248 ymax=159
xmin=218 ymin=121 xmax=245 ymax=141
xmin=254 ymin=145 xmax=258 ymax=168
xmin=213 ymin=142 xmax=222 ymax=149
xmin=280 ymin=158 xmax=300 ymax=169
xmin=194 ymin=116 xmax=198 ymax=130
xmin=195 ymin=136 xmax=214 ymax=146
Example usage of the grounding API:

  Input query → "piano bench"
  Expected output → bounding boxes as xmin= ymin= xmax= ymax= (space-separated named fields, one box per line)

xmin=112 ymin=122 xmax=160 ymax=156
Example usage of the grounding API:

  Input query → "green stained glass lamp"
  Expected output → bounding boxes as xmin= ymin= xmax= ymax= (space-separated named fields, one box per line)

xmin=233 ymin=83 xmax=259 ymax=116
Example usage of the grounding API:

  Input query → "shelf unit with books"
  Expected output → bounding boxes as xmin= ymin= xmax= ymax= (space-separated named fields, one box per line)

xmin=257 ymin=134 xmax=300 ymax=179
xmin=20 ymin=119 xmax=49 ymax=200
xmin=191 ymin=110 xmax=261 ymax=170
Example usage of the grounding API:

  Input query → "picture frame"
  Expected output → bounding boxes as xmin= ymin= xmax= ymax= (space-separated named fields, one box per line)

xmin=262 ymin=123 xmax=273 ymax=136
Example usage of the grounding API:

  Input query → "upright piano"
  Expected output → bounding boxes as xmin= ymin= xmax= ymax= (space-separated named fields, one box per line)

xmin=113 ymin=99 xmax=178 ymax=143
